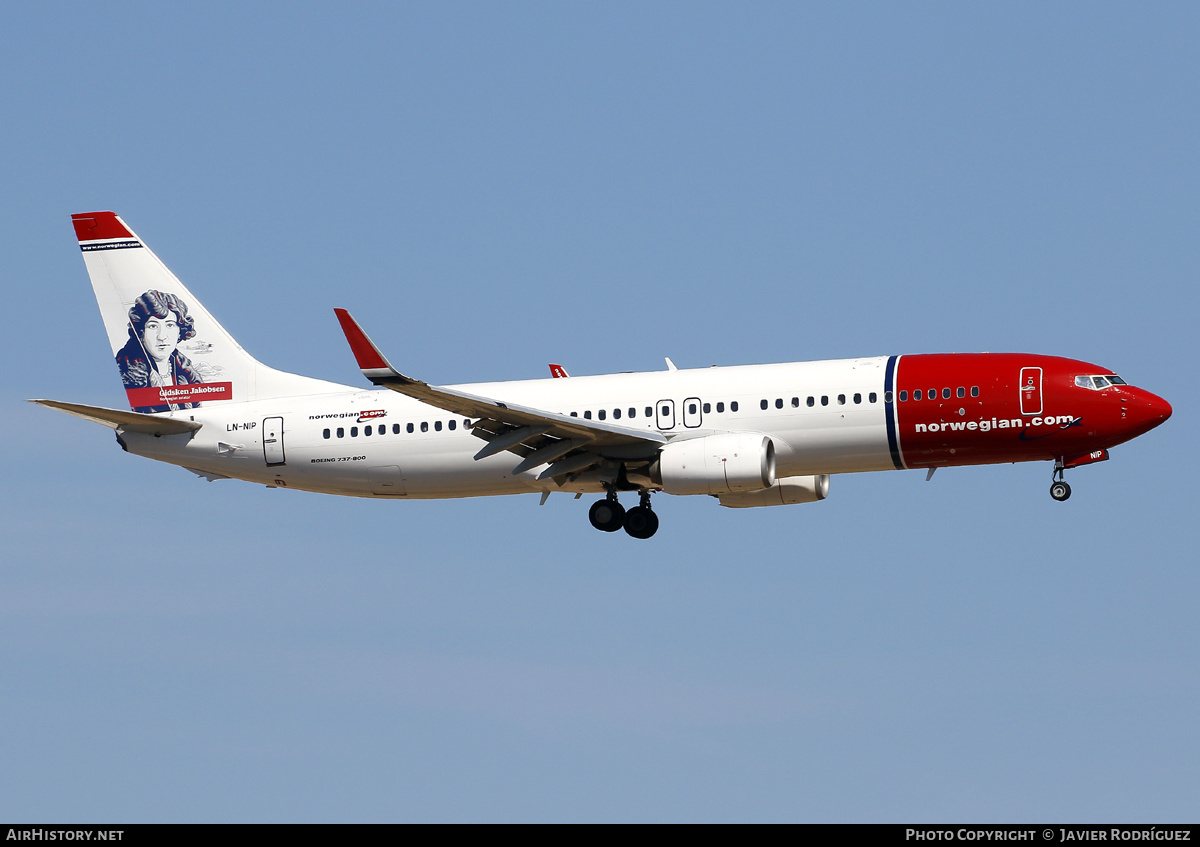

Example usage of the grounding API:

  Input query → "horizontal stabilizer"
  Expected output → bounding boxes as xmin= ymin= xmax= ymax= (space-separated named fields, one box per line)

xmin=29 ymin=399 xmax=201 ymax=435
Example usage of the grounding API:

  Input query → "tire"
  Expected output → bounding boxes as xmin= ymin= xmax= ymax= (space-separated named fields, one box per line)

xmin=623 ymin=506 xmax=659 ymax=539
xmin=1050 ymin=481 xmax=1071 ymax=501
xmin=589 ymin=498 xmax=626 ymax=532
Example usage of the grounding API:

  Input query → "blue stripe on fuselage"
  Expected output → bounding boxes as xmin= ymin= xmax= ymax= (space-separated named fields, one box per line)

xmin=885 ymin=355 xmax=905 ymax=470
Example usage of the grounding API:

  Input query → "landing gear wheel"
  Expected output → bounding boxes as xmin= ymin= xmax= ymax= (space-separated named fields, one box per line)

xmin=589 ymin=498 xmax=626 ymax=532
xmin=1050 ymin=480 xmax=1071 ymax=501
xmin=623 ymin=506 xmax=659 ymax=539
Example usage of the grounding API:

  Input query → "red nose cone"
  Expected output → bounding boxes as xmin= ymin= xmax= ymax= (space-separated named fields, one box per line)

xmin=1151 ymin=392 xmax=1172 ymax=424
xmin=1130 ymin=389 xmax=1172 ymax=435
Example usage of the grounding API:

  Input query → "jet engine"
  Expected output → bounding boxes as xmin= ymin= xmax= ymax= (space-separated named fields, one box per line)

xmin=716 ymin=474 xmax=829 ymax=508
xmin=656 ymin=433 xmax=775 ymax=495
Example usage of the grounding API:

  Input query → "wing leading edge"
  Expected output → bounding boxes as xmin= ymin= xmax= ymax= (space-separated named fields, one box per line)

xmin=333 ymin=309 xmax=666 ymax=480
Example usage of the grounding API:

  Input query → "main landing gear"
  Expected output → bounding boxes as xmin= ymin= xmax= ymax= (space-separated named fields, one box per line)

xmin=588 ymin=494 xmax=625 ymax=532
xmin=588 ymin=489 xmax=659 ymax=539
xmin=1049 ymin=459 xmax=1071 ymax=502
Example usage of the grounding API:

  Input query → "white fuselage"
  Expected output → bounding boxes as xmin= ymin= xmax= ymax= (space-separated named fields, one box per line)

xmin=124 ymin=357 xmax=896 ymax=499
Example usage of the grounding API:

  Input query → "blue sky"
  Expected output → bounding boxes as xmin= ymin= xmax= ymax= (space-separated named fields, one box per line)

xmin=1 ymin=3 xmax=1196 ymax=822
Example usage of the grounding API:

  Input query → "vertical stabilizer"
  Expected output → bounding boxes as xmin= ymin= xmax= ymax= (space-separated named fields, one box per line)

xmin=72 ymin=212 xmax=349 ymax=413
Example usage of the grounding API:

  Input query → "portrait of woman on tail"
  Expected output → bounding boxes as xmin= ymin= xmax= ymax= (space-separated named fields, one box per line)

xmin=115 ymin=290 xmax=204 ymax=413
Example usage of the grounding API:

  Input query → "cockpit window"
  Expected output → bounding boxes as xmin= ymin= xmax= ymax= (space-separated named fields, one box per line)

xmin=1076 ymin=374 xmax=1127 ymax=389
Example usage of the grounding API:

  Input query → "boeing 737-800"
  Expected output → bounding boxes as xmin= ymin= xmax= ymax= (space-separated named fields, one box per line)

xmin=33 ymin=212 xmax=1172 ymax=539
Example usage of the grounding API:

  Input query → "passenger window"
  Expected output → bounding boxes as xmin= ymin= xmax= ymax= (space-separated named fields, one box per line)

xmin=870 ymin=392 xmax=877 ymax=403
xmin=406 ymin=423 xmax=414 ymax=433
xmin=929 ymin=388 xmax=936 ymax=400
xmin=971 ymin=386 xmax=979 ymax=397
xmin=854 ymin=393 xmax=862 ymax=404
xmin=884 ymin=390 xmax=893 ymax=403
xmin=956 ymin=387 xmax=965 ymax=398
xmin=613 ymin=408 xmax=621 ymax=419
xmin=420 ymin=422 xmax=428 ymax=432
xmin=837 ymin=394 xmax=846 ymax=405
xmin=629 ymin=408 xmax=636 ymax=418
xmin=434 ymin=420 xmax=442 ymax=431
xmin=337 ymin=427 xmax=344 ymax=438
xmin=645 ymin=407 xmax=653 ymax=417
xmin=598 ymin=410 xmax=606 ymax=420
xmin=688 ymin=403 xmax=697 ymax=415
xmin=898 ymin=391 xmax=907 ymax=402
xmin=914 ymin=389 xmax=922 ymax=400
xmin=821 ymin=396 xmax=828 ymax=406
xmin=806 ymin=396 xmax=814 ymax=407
xmin=448 ymin=420 xmax=456 ymax=431
xmin=760 ymin=399 xmax=768 ymax=410
xmin=323 ymin=428 xmax=330 ymax=439
xmin=942 ymin=388 xmax=951 ymax=399
xmin=584 ymin=411 xmax=592 ymax=419
xmin=703 ymin=402 xmax=711 ymax=413
xmin=570 ymin=411 xmax=578 ymax=417
xmin=351 ymin=426 xmax=359 ymax=437
xmin=731 ymin=401 xmax=739 ymax=412
xmin=716 ymin=402 xmax=725 ymax=413
xmin=365 ymin=425 xmax=373 ymax=436
xmin=791 ymin=397 xmax=799 ymax=407
xmin=660 ymin=405 xmax=669 ymax=417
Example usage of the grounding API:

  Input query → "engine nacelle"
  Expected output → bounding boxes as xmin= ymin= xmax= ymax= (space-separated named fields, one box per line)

xmin=716 ymin=474 xmax=830 ymax=508
xmin=657 ymin=433 xmax=775 ymax=495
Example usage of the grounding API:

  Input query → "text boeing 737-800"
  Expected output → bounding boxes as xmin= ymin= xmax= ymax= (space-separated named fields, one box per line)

xmin=32 ymin=212 xmax=1172 ymax=539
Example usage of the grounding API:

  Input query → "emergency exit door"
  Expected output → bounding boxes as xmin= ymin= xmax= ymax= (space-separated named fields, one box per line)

xmin=656 ymin=399 xmax=676 ymax=430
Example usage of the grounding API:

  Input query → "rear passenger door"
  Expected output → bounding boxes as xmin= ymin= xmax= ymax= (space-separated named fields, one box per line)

xmin=263 ymin=416 xmax=286 ymax=466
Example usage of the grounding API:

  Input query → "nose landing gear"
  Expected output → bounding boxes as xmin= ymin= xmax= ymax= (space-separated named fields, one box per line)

xmin=1049 ymin=459 xmax=1071 ymax=501
xmin=587 ymin=488 xmax=659 ymax=538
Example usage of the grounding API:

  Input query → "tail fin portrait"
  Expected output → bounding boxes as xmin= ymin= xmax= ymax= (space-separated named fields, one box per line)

xmin=72 ymin=212 xmax=347 ymax=413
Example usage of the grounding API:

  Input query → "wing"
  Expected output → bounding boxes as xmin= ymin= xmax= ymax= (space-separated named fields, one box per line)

xmin=334 ymin=310 xmax=666 ymax=480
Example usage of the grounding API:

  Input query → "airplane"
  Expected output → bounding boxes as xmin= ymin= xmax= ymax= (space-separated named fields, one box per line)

xmin=32 ymin=211 xmax=1172 ymax=540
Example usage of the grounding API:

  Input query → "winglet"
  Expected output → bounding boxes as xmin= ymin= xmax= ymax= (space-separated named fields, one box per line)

xmin=549 ymin=363 xmax=570 ymax=378
xmin=334 ymin=308 xmax=401 ymax=382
